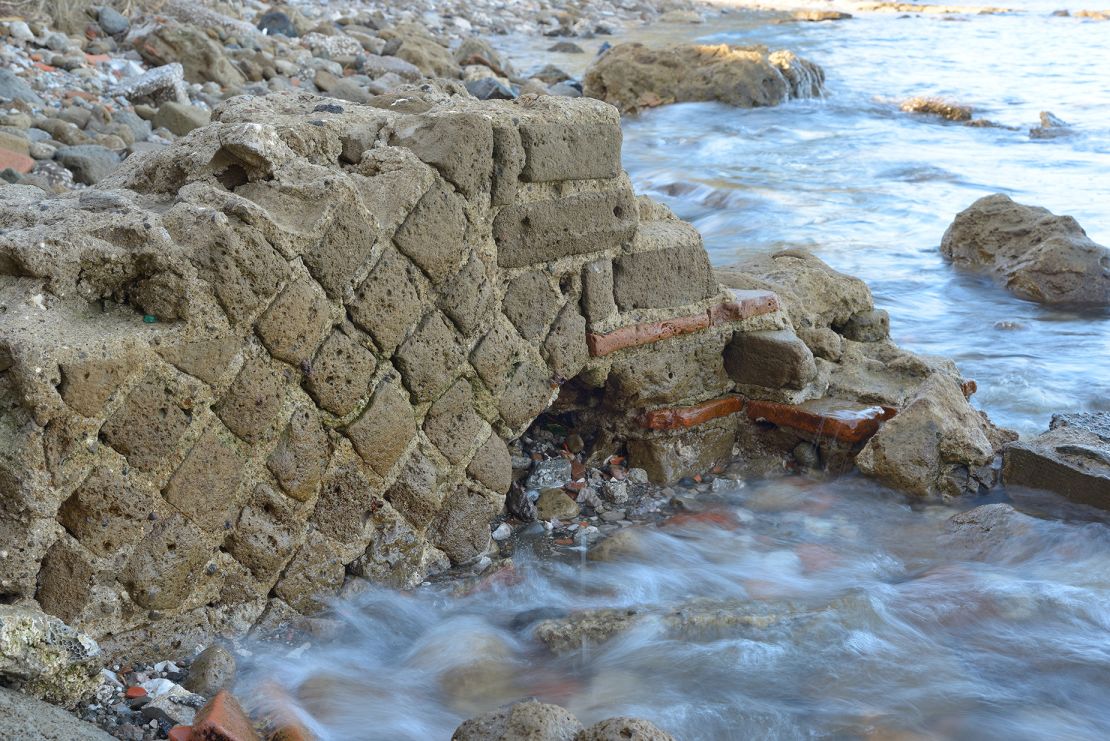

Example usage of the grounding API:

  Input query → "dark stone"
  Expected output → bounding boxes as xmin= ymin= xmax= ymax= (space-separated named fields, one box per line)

xmin=465 ymin=78 xmax=516 ymax=101
xmin=257 ymin=11 xmax=298 ymax=37
xmin=312 ymin=103 xmax=344 ymax=114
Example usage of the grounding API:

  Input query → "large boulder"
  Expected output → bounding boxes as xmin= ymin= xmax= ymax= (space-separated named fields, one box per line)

xmin=1003 ymin=412 xmax=1110 ymax=509
xmin=940 ymin=194 xmax=1110 ymax=305
xmin=583 ymin=42 xmax=825 ymax=114
xmin=577 ymin=717 xmax=676 ymax=741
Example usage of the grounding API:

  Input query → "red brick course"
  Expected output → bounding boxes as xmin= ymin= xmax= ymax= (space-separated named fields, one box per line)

xmin=637 ymin=395 xmax=745 ymax=430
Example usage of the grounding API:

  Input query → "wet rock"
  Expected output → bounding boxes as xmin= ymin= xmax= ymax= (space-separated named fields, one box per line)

xmin=940 ymin=194 xmax=1110 ymax=305
xmin=583 ymin=42 xmax=824 ymax=114
xmin=527 ymin=458 xmax=573 ymax=490
xmin=1003 ymin=412 xmax=1110 ymax=509
xmin=0 ymin=605 xmax=103 ymax=707
xmin=153 ymin=101 xmax=210 ymax=136
xmin=856 ymin=374 xmax=1005 ymax=497
xmin=548 ymin=41 xmax=585 ymax=53
xmin=54 ymin=144 xmax=120 ymax=184
xmin=182 ymin=644 xmax=237 ymax=697
xmin=900 ymin=97 xmax=973 ymax=121
xmin=454 ymin=699 xmax=583 ymax=741
xmin=536 ymin=488 xmax=580 ymax=521
xmin=0 ymin=686 xmax=114 ymax=740
xmin=587 ymin=528 xmax=646 ymax=562
xmin=577 ymin=717 xmax=676 ymax=741
xmin=943 ymin=503 xmax=1043 ymax=559
xmin=1030 ymin=110 xmax=1071 ymax=139
xmin=191 ymin=690 xmax=260 ymax=741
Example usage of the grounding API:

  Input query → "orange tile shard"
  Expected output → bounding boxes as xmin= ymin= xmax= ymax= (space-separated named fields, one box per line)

xmin=745 ymin=398 xmax=897 ymax=444
xmin=586 ymin=289 xmax=780 ymax=357
xmin=638 ymin=395 xmax=745 ymax=430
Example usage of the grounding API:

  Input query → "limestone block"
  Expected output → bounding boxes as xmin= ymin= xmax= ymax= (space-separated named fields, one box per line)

xmin=305 ymin=327 xmax=377 ymax=417
xmin=426 ymin=486 xmax=500 ymax=564
xmin=394 ymin=312 xmax=466 ymax=402
xmin=100 ymin=373 xmax=195 ymax=472
xmin=493 ymin=186 xmax=639 ymax=268
xmin=255 ymin=275 xmax=335 ymax=366
xmin=724 ymin=329 xmax=817 ymax=391
xmin=57 ymin=355 xmax=135 ymax=418
xmin=608 ymin=333 xmax=731 ymax=406
xmin=517 ymin=97 xmax=622 ymax=182
xmin=390 ymin=112 xmax=494 ymax=199
xmin=542 ymin=302 xmax=589 ymax=380
xmin=438 ymin=254 xmax=493 ymax=336
xmin=503 ymin=270 xmax=561 ymax=340
xmin=345 ymin=378 xmax=417 ymax=477
xmin=348 ymin=247 xmax=427 ymax=355
xmin=424 ymin=379 xmax=487 ymax=465
xmin=272 ymin=529 xmax=346 ymax=614
xmin=267 ymin=407 xmax=331 ymax=502
xmin=466 ymin=432 xmax=512 ymax=495
xmin=614 ymin=225 xmax=715 ymax=310
xmin=34 ymin=538 xmax=96 ymax=625
xmin=311 ymin=462 xmax=382 ymax=544
xmin=217 ymin=353 xmax=293 ymax=443
xmin=581 ymin=259 xmax=617 ymax=325
xmin=58 ymin=466 xmax=154 ymax=557
xmin=156 ymin=332 xmax=240 ymax=386
xmin=498 ymin=361 xmax=555 ymax=429
xmin=470 ymin=318 xmax=521 ymax=392
xmin=302 ymin=184 xmax=379 ymax=298
xmin=837 ymin=309 xmax=890 ymax=343
xmin=384 ymin=445 xmax=449 ymax=528
xmin=490 ymin=119 xmax=524 ymax=206
xmin=163 ymin=421 xmax=247 ymax=532
xmin=120 ymin=512 xmax=212 ymax=610
xmin=393 ymin=184 xmax=468 ymax=284
xmin=225 ymin=483 xmax=307 ymax=583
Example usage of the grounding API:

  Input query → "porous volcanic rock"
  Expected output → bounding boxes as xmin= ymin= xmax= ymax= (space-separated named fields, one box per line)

xmin=940 ymin=194 xmax=1110 ymax=305
xmin=583 ymin=42 xmax=825 ymax=114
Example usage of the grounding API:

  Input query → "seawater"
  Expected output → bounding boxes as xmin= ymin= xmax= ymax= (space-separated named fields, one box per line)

xmin=242 ymin=5 xmax=1110 ymax=738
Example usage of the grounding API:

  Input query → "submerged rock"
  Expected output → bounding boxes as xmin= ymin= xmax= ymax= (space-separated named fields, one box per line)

xmin=940 ymin=194 xmax=1110 ymax=305
xmin=453 ymin=699 xmax=583 ymax=741
xmin=900 ymin=96 xmax=973 ymax=122
xmin=583 ymin=42 xmax=825 ymax=114
xmin=1003 ymin=412 xmax=1110 ymax=509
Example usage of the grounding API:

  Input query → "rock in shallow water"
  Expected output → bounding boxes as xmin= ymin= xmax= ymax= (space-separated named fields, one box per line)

xmin=1003 ymin=412 xmax=1110 ymax=509
xmin=583 ymin=42 xmax=825 ymax=114
xmin=454 ymin=699 xmax=582 ymax=741
xmin=941 ymin=194 xmax=1110 ymax=306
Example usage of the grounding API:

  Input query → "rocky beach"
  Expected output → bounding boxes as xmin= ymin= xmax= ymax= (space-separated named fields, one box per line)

xmin=0 ymin=0 xmax=1108 ymax=739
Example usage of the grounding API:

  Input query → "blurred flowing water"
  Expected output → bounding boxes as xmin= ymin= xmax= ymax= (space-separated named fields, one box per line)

xmin=243 ymin=5 xmax=1110 ymax=738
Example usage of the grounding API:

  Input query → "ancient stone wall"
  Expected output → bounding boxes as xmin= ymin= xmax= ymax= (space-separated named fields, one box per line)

xmin=0 ymin=91 xmax=790 ymax=658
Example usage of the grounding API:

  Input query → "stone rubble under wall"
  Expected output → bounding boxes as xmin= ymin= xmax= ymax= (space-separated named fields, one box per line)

xmin=0 ymin=90 xmax=1011 ymax=667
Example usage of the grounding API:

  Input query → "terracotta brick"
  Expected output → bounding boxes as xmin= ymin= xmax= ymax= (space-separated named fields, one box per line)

xmin=191 ymin=690 xmax=261 ymax=741
xmin=745 ymin=398 xmax=897 ymax=444
xmin=708 ymin=290 xmax=781 ymax=325
xmin=0 ymin=147 xmax=34 ymax=174
xmin=167 ymin=726 xmax=192 ymax=741
xmin=638 ymin=395 xmax=745 ymax=430
xmin=586 ymin=313 xmax=709 ymax=357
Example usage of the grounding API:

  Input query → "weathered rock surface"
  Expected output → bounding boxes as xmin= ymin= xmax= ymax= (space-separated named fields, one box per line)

xmin=0 ymin=92 xmax=791 ymax=658
xmin=578 ymin=717 xmax=676 ymax=741
xmin=940 ymin=194 xmax=1110 ymax=305
xmin=1003 ymin=412 xmax=1110 ymax=509
xmin=0 ymin=685 xmax=114 ymax=740
xmin=453 ymin=699 xmax=583 ymax=741
xmin=0 ymin=605 xmax=102 ymax=707
xmin=583 ymin=42 xmax=825 ymax=114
